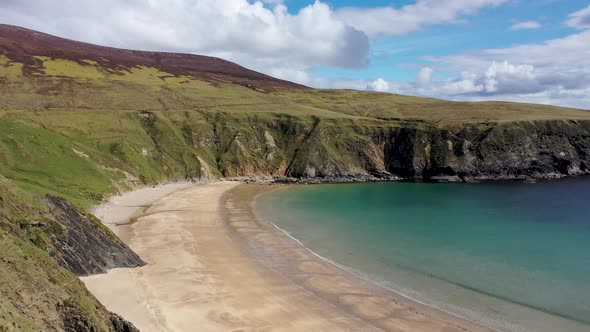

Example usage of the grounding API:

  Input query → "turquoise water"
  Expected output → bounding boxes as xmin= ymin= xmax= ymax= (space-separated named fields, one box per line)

xmin=256 ymin=179 xmax=590 ymax=332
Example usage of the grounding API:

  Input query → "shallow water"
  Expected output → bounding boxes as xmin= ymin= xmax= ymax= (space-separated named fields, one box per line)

xmin=256 ymin=178 xmax=590 ymax=332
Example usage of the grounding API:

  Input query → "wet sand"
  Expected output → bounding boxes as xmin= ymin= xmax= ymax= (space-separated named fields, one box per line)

xmin=82 ymin=182 xmax=493 ymax=331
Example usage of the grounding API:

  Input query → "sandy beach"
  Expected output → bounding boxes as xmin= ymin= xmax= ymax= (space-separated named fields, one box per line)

xmin=82 ymin=182 xmax=493 ymax=332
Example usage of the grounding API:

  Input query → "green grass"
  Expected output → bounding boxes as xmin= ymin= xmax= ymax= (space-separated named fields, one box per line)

xmin=0 ymin=55 xmax=24 ymax=80
xmin=5 ymin=56 xmax=590 ymax=124
xmin=1 ymin=55 xmax=588 ymax=212
xmin=0 ymin=172 xmax=115 ymax=331
xmin=0 ymin=229 xmax=111 ymax=332
xmin=0 ymin=118 xmax=119 ymax=207
xmin=273 ymin=89 xmax=590 ymax=124
xmin=3 ymin=55 xmax=590 ymax=123
xmin=34 ymin=56 xmax=105 ymax=80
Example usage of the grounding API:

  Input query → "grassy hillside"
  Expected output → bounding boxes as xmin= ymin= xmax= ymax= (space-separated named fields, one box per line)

xmin=1 ymin=24 xmax=590 ymax=331
xmin=2 ymin=51 xmax=590 ymax=123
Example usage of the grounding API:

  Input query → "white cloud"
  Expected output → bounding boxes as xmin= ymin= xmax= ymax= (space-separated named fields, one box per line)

xmin=429 ymin=29 xmax=590 ymax=76
xmin=566 ymin=5 xmax=590 ymax=29
xmin=259 ymin=0 xmax=284 ymax=4
xmin=509 ymin=20 xmax=541 ymax=30
xmin=337 ymin=0 xmax=507 ymax=38
xmin=416 ymin=67 xmax=434 ymax=86
xmin=436 ymin=75 xmax=484 ymax=95
xmin=337 ymin=15 xmax=590 ymax=110
xmin=339 ymin=72 xmax=590 ymax=110
xmin=367 ymin=78 xmax=390 ymax=92
xmin=415 ymin=27 xmax=590 ymax=106
xmin=314 ymin=5 xmax=589 ymax=109
xmin=483 ymin=61 xmax=537 ymax=93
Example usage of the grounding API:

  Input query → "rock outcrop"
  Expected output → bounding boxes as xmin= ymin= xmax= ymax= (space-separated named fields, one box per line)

xmin=59 ymin=302 xmax=139 ymax=332
xmin=44 ymin=195 xmax=145 ymax=276
xmin=383 ymin=120 xmax=590 ymax=182
xmin=109 ymin=313 xmax=141 ymax=332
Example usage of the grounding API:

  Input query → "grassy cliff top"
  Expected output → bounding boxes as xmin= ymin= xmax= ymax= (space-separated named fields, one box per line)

xmin=1 ymin=24 xmax=589 ymax=125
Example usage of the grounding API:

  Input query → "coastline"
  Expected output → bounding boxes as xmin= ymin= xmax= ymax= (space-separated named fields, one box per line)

xmin=82 ymin=181 xmax=195 ymax=331
xmin=226 ymin=184 xmax=495 ymax=332
xmin=250 ymin=181 xmax=590 ymax=332
xmin=82 ymin=181 xmax=494 ymax=331
xmin=81 ymin=182 xmax=374 ymax=331
xmin=225 ymin=172 xmax=590 ymax=185
xmin=250 ymin=185 xmax=522 ymax=332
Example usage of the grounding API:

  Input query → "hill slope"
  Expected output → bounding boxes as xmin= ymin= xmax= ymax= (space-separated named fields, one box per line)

xmin=2 ymin=24 xmax=590 ymax=122
xmin=1 ymin=24 xmax=590 ymax=331
xmin=0 ymin=24 xmax=303 ymax=90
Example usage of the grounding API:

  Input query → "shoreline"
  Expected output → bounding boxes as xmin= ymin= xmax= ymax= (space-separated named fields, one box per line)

xmin=226 ymin=172 xmax=590 ymax=185
xmin=81 ymin=182 xmax=375 ymax=331
xmin=226 ymin=184 xmax=495 ymax=332
xmin=267 ymin=220 xmax=501 ymax=330
xmin=82 ymin=181 xmax=494 ymax=331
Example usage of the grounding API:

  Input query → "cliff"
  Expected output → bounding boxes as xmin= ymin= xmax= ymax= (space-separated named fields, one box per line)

xmin=44 ymin=195 xmax=145 ymax=276
xmin=76 ymin=110 xmax=590 ymax=183
xmin=384 ymin=120 xmax=590 ymax=182
xmin=0 ymin=177 xmax=139 ymax=331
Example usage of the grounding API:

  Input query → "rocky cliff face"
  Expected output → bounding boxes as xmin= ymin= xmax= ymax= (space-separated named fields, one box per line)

xmin=383 ymin=120 xmax=590 ymax=182
xmin=0 ymin=177 xmax=142 ymax=331
xmin=0 ymin=228 xmax=140 ymax=332
xmin=44 ymin=195 xmax=145 ymax=276
xmin=139 ymin=111 xmax=590 ymax=183
xmin=59 ymin=303 xmax=139 ymax=332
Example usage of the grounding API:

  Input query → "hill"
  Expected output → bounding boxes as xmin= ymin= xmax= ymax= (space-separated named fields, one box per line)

xmin=0 ymin=24 xmax=302 ymax=90
xmin=2 ymin=24 xmax=590 ymax=123
xmin=1 ymin=24 xmax=590 ymax=331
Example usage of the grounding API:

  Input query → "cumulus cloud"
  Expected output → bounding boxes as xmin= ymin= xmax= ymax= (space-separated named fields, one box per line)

xmin=416 ymin=67 xmax=433 ymax=86
xmin=367 ymin=78 xmax=390 ymax=92
xmin=336 ymin=0 xmax=507 ymax=37
xmin=407 ymin=24 xmax=590 ymax=106
xmin=314 ymin=4 xmax=589 ymax=109
xmin=482 ymin=61 xmax=539 ymax=94
xmin=341 ymin=14 xmax=590 ymax=110
xmin=509 ymin=21 xmax=541 ymax=30
xmin=0 ymin=0 xmax=369 ymax=83
xmin=566 ymin=5 xmax=590 ymax=29
xmin=428 ymin=29 xmax=590 ymax=78
xmin=400 ymin=27 xmax=590 ymax=109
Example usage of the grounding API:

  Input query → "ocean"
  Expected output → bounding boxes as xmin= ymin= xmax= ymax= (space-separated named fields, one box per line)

xmin=255 ymin=178 xmax=590 ymax=332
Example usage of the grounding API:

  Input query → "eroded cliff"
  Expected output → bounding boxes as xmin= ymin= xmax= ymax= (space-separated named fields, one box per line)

xmin=126 ymin=111 xmax=590 ymax=183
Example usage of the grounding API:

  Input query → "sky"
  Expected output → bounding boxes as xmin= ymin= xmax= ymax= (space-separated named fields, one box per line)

xmin=1 ymin=0 xmax=589 ymax=109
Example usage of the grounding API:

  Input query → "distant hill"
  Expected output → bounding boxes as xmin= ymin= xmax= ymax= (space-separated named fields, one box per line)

xmin=1 ymin=24 xmax=589 ymax=123
xmin=0 ymin=24 xmax=303 ymax=90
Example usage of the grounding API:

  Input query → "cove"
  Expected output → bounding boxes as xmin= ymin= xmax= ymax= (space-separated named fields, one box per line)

xmin=256 ymin=178 xmax=590 ymax=332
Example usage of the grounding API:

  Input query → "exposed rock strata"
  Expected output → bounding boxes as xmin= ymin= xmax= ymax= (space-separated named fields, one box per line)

xmin=145 ymin=112 xmax=590 ymax=183
xmin=44 ymin=195 xmax=145 ymax=276
xmin=59 ymin=303 xmax=139 ymax=332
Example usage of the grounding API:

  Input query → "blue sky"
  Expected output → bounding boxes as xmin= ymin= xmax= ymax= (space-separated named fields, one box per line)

xmin=309 ymin=1 xmax=585 ymax=82
xmin=1 ymin=0 xmax=589 ymax=108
